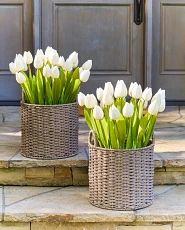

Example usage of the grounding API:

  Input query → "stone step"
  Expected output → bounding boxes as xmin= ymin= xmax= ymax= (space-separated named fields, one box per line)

xmin=0 ymin=106 xmax=185 ymax=186
xmin=0 ymin=185 xmax=184 ymax=229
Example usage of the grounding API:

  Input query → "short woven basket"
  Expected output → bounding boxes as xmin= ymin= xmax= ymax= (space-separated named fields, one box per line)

xmin=88 ymin=130 xmax=154 ymax=211
xmin=21 ymin=101 xmax=79 ymax=159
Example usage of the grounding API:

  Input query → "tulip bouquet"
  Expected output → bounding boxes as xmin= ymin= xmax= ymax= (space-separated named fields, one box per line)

xmin=78 ymin=81 xmax=165 ymax=149
xmin=9 ymin=47 xmax=92 ymax=104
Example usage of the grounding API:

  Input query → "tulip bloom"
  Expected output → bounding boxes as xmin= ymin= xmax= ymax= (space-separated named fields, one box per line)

xmin=129 ymin=82 xmax=137 ymax=97
xmin=109 ymin=105 xmax=120 ymax=120
xmin=114 ymin=80 xmax=127 ymax=98
xmin=80 ymin=70 xmax=90 ymax=82
xmin=69 ymin=51 xmax=78 ymax=68
xmin=104 ymin=82 xmax=114 ymax=96
xmin=63 ymin=59 xmax=73 ymax=71
xmin=142 ymin=87 xmax=152 ymax=101
xmin=14 ymin=55 xmax=25 ymax=72
xmin=51 ymin=66 xmax=59 ymax=78
xmin=78 ymin=92 xmax=86 ymax=107
xmin=49 ymin=51 xmax=59 ymax=65
xmin=93 ymin=105 xmax=104 ymax=120
xmin=85 ymin=94 xmax=97 ymax=109
xmin=16 ymin=72 xmax=26 ymax=84
xmin=82 ymin=60 xmax=92 ymax=70
xmin=23 ymin=51 xmax=33 ymax=64
xmin=102 ymin=89 xmax=112 ymax=106
xmin=58 ymin=56 xmax=65 ymax=67
xmin=34 ymin=55 xmax=43 ymax=69
xmin=148 ymin=101 xmax=159 ymax=115
xmin=123 ymin=102 xmax=134 ymax=118
xmin=9 ymin=62 xmax=17 ymax=74
xmin=96 ymin=88 xmax=104 ymax=101
xmin=132 ymin=84 xmax=142 ymax=99
xmin=43 ymin=65 xmax=51 ymax=78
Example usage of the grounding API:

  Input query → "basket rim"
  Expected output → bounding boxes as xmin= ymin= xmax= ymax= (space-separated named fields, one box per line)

xmin=21 ymin=101 xmax=78 ymax=107
xmin=88 ymin=130 xmax=154 ymax=152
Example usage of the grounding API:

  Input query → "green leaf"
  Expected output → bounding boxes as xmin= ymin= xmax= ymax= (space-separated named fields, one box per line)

xmin=84 ymin=107 xmax=93 ymax=130
xmin=36 ymin=69 xmax=44 ymax=105
xmin=116 ymin=114 xmax=126 ymax=148
xmin=72 ymin=67 xmax=80 ymax=80
xmin=126 ymin=119 xmax=132 ymax=149
xmin=143 ymin=115 xmax=157 ymax=147
xmin=109 ymin=120 xmax=119 ymax=149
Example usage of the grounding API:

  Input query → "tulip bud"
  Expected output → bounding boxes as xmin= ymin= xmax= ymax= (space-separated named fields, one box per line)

xmin=114 ymin=80 xmax=127 ymax=98
xmin=45 ymin=46 xmax=55 ymax=58
xmin=93 ymin=105 xmax=104 ymax=120
xmin=49 ymin=51 xmax=59 ymax=65
xmin=16 ymin=72 xmax=26 ymax=84
xmin=34 ymin=55 xmax=43 ymax=69
xmin=36 ymin=49 xmax=45 ymax=61
xmin=109 ymin=105 xmax=120 ymax=120
xmin=23 ymin=51 xmax=33 ymax=64
xmin=63 ymin=59 xmax=73 ymax=71
xmin=78 ymin=92 xmax=86 ymax=107
xmin=14 ymin=55 xmax=25 ymax=72
xmin=104 ymin=82 xmax=114 ymax=96
xmin=102 ymin=89 xmax=112 ymax=106
xmin=51 ymin=66 xmax=59 ymax=78
xmin=85 ymin=94 xmax=97 ymax=109
xmin=43 ymin=65 xmax=52 ymax=78
xmin=122 ymin=102 xmax=134 ymax=118
xmin=148 ymin=101 xmax=159 ymax=115
xmin=58 ymin=56 xmax=65 ymax=67
xmin=96 ymin=87 xmax=104 ymax=101
xmin=132 ymin=84 xmax=142 ymax=99
xmin=158 ymin=99 xmax=165 ymax=113
xmin=9 ymin=62 xmax=16 ymax=74
xmin=82 ymin=60 xmax=92 ymax=70
xmin=157 ymin=88 xmax=165 ymax=100
xmin=142 ymin=87 xmax=152 ymax=101
xmin=69 ymin=51 xmax=78 ymax=65
xmin=129 ymin=82 xmax=137 ymax=97
xmin=80 ymin=70 xmax=90 ymax=82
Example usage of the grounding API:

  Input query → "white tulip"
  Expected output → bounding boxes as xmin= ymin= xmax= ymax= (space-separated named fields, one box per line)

xmin=123 ymin=102 xmax=134 ymax=118
xmin=51 ymin=66 xmax=59 ymax=78
xmin=148 ymin=101 xmax=160 ymax=115
xmin=9 ymin=62 xmax=16 ymax=74
xmin=69 ymin=51 xmax=78 ymax=65
xmin=14 ymin=55 xmax=25 ymax=72
xmin=104 ymin=82 xmax=114 ymax=96
xmin=23 ymin=51 xmax=33 ymax=64
xmin=34 ymin=55 xmax=43 ymax=69
xmin=16 ymin=72 xmax=26 ymax=84
xmin=63 ymin=59 xmax=73 ymax=71
xmin=102 ymin=89 xmax=112 ymax=106
xmin=82 ymin=60 xmax=92 ymax=70
xmin=93 ymin=105 xmax=104 ymax=120
xmin=142 ymin=87 xmax=152 ymax=101
xmin=58 ymin=56 xmax=65 ymax=67
xmin=129 ymin=82 xmax=137 ymax=97
xmin=43 ymin=65 xmax=51 ymax=78
xmin=144 ymin=101 xmax=148 ymax=109
xmin=114 ymin=80 xmax=127 ymax=98
xmin=132 ymin=84 xmax=142 ymax=99
xmin=23 ymin=63 xmax=28 ymax=71
xmin=157 ymin=88 xmax=165 ymax=100
xmin=73 ymin=59 xmax=79 ymax=68
xmin=45 ymin=46 xmax=55 ymax=58
xmin=85 ymin=94 xmax=97 ymax=109
xmin=109 ymin=105 xmax=120 ymax=120
xmin=36 ymin=49 xmax=45 ymax=61
xmin=79 ymin=67 xmax=83 ymax=74
xmin=49 ymin=51 xmax=59 ymax=65
xmin=80 ymin=70 xmax=90 ymax=82
xmin=78 ymin=92 xmax=86 ymax=107
xmin=96 ymin=87 xmax=104 ymax=101
xmin=158 ymin=99 xmax=165 ymax=113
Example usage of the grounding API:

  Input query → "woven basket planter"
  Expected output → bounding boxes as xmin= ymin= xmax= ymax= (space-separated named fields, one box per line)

xmin=88 ymin=130 xmax=154 ymax=211
xmin=21 ymin=101 xmax=79 ymax=159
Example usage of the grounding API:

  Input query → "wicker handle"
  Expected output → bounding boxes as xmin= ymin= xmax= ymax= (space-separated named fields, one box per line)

xmin=88 ymin=130 xmax=98 ymax=147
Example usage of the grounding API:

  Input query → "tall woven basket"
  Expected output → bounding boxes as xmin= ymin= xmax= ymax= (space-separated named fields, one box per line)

xmin=88 ymin=130 xmax=154 ymax=211
xmin=21 ymin=99 xmax=79 ymax=159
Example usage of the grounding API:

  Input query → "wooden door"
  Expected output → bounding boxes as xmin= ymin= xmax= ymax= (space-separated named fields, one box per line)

xmin=152 ymin=0 xmax=185 ymax=103
xmin=41 ymin=0 xmax=145 ymax=95
xmin=0 ymin=0 xmax=33 ymax=103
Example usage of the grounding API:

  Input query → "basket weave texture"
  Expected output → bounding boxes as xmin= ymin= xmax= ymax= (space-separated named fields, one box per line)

xmin=88 ymin=130 xmax=154 ymax=211
xmin=21 ymin=101 xmax=79 ymax=159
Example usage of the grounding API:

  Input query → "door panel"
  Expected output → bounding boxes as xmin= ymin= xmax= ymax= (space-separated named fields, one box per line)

xmin=0 ymin=0 xmax=33 ymax=102
xmin=152 ymin=0 xmax=185 ymax=102
xmin=42 ymin=0 xmax=144 ymax=94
